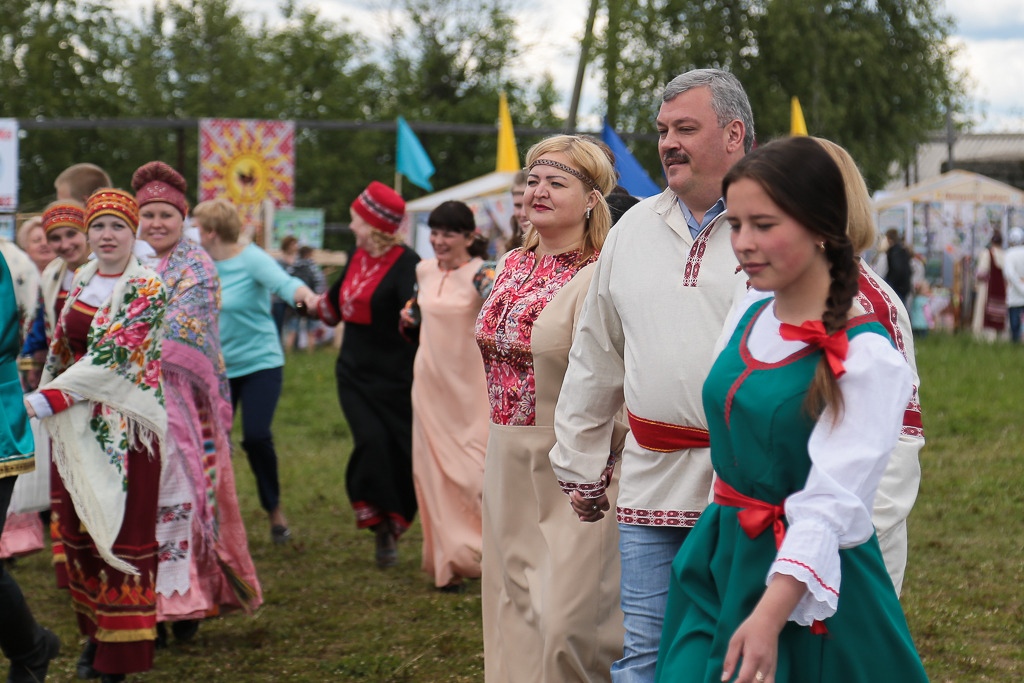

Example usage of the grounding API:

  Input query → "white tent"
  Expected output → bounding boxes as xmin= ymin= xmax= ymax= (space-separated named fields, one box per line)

xmin=872 ymin=169 xmax=1024 ymax=268
xmin=874 ymin=170 xmax=1024 ymax=294
xmin=874 ymin=170 xmax=1024 ymax=263
xmin=403 ymin=171 xmax=519 ymax=258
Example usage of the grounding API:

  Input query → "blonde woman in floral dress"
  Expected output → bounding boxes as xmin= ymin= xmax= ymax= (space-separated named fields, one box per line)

xmin=475 ymin=135 xmax=624 ymax=682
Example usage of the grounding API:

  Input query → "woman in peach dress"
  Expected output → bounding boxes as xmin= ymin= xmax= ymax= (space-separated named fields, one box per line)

xmin=407 ymin=201 xmax=494 ymax=592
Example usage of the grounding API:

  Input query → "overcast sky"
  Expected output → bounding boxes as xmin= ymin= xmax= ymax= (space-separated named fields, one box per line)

xmin=944 ymin=0 xmax=1024 ymax=131
xmin=117 ymin=0 xmax=1024 ymax=134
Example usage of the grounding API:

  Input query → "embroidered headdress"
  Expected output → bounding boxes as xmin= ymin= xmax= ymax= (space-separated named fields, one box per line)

xmin=86 ymin=188 xmax=140 ymax=234
xmin=43 ymin=202 xmax=86 ymax=235
xmin=351 ymin=181 xmax=405 ymax=234
xmin=131 ymin=161 xmax=188 ymax=218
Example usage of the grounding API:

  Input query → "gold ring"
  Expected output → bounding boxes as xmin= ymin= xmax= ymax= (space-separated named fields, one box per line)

xmin=755 ymin=672 xmax=766 ymax=682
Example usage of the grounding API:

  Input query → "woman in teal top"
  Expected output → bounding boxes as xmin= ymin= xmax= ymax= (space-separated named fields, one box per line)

xmin=2 ymin=245 xmax=61 ymax=682
xmin=193 ymin=199 xmax=317 ymax=545
xmin=655 ymin=138 xmax=928 ymax=683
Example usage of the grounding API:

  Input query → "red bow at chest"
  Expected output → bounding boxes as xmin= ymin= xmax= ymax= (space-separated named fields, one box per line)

xmin=779 ymin=320 xmax=849 ymax=378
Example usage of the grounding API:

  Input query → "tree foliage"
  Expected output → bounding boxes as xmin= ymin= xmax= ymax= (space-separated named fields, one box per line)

xmin=1 ymin=0 xmax=557 ymax=220
xmin=599 ymin=0 xmax=965 ymax=189
xmin=378 ymin=0 xmax=561 ymax=193
xmin=1 ymin=0 xmax=965 ymax=217
xmin=0 ymin=0 xmax=128 ymax=209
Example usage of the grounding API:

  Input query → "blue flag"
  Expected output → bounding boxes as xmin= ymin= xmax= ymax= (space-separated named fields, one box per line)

xmin=601 ymin=120 xmax=660 ymax=198
xmin=396 ymin=116 xmax=435 ymax=191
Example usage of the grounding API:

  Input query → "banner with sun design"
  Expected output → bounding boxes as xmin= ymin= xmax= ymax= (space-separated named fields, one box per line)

xmin=198 ymin=119 xmax=295 ymax=236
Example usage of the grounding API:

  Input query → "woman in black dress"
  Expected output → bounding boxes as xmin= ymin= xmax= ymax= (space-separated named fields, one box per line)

xmin=312 ymin=181 xmax=419 ymax=568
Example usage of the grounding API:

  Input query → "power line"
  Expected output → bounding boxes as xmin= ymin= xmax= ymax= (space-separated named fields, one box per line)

xmin=14 ymin=117 xmax=658 ymax=140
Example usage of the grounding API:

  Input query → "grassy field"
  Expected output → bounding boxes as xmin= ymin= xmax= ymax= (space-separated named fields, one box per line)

xmin=9 ymin=333 xmax=1023 ymax=681
xmin=898 ymin=334 xmax=1023 ymax=682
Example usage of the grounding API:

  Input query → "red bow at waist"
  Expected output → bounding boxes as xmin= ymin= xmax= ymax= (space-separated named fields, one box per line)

xmin=627 ymin=410 xmax=710 ymax=453
xmin=714 ymin=477 xmax=829 ymax=636
xmin=713 ymin=477 xmax=787 ymax=549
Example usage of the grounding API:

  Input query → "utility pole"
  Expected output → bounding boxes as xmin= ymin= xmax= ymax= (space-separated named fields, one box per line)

xmin=945 ymin=101 xmax=956 ymax=171
xmin=567 ymin=0 xmax=600 ymax=132
xmin=605 ymin=0 xmax=622 ymax=128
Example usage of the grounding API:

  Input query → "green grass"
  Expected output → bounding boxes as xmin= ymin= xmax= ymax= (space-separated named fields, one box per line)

xmin=901 ymin=333 xmax=1024 ymax=682
xmin=9 ymin=334 xmax=1024 ymax=681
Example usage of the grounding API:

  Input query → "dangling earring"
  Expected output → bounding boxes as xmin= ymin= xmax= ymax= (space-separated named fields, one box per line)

xmin=585 ymin=207 xmax=592 ymax=220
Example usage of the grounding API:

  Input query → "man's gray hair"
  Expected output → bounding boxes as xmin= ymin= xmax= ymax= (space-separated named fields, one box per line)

xmin=663 ymin=69 xmax=755 ymax=153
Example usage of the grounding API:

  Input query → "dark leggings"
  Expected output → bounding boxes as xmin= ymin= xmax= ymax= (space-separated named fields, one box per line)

xmin=229 ymin=366 xmax=284 ymax=513
xmin=0 ymin=476 xmax=45 ymax=664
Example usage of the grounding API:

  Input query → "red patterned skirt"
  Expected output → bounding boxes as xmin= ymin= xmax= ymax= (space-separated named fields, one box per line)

xmin=59 ymin=444 xmax=161 ymax=675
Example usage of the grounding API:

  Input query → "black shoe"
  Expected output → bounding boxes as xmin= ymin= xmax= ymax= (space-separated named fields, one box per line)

xmin=7 ymin=627 xmax=60 ymax=683
xmin=76 ymin=640 xmax=99 ymax=680
xmin=270 ymin=525 xmax=291 ymax=545
xmin=437 ymin=582 xmax=466 ymax=594
xmin=374 ymin=527 xmax=398 ymax=569
xmin=171 ymin=619 xmax=200 ymax=643
xmin=154 ymin=622 xmax=168 ymax=650
xmin=99 ymin=675 xmax=125 ymax=683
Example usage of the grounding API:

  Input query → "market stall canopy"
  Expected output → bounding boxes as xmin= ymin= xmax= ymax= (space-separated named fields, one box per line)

xmin=406 ymin=171 xmax=519 ymax=214
xmin=405 ymin=171 xmax=520 ymax=258
xmin=874 ymin=170 xmax=1024 ymax=286
xmin=874 ymin=170 xmax=1024 ymax=211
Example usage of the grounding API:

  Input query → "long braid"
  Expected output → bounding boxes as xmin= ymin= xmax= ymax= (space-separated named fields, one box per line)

xmin=822 ymin=237 xmax=858 ymax=334
xmin=807 ymin=234 xmax=859 ymax=422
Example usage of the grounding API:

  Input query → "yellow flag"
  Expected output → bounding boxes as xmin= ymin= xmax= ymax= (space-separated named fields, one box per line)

xmin=496 ymin=92 xmax=520 ymax=172
xmin=790 ymin=96 xmax=808 ymax=136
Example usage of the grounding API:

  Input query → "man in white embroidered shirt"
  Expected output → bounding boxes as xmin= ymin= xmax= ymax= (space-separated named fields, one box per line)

xmin=551 ymin=67 xmax=926 ymax=683
xmin=549 ymin=68 xmax=753 ymax=683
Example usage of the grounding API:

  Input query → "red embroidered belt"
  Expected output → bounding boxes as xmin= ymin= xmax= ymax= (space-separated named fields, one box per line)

xmin=713 ymin=477 xmax=829 ymax=635
xmin=627 ymin=410 xmax=710 ymax=452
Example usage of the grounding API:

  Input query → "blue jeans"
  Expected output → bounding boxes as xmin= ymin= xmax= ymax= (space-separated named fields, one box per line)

xmin=229 ymin=366 xmax=284 ymax=512
xmin=1009 ymin=306 xmax=1023 ymax=342
xmin=612 ymin=523 xmax=692 ymax=683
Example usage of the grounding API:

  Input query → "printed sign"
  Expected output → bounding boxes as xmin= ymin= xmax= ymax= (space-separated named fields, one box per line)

xmin=199 ymin=119 xmax=295 ymax=239
xmin=271 ymin=208 xmax=325 ymax=250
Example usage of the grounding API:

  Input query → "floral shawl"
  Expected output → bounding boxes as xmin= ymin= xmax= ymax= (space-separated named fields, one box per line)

xmin=158 ymin=239 xmax=231 ymax=430
xmin=39 ymin=257 xmax=167 ymax=575
xmin=155 ymin=238 xmax=232 ymax=596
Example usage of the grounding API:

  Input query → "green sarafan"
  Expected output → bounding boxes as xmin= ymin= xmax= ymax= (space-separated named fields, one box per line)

xmin=17 ymin=334 xmax=1022 ymax=682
